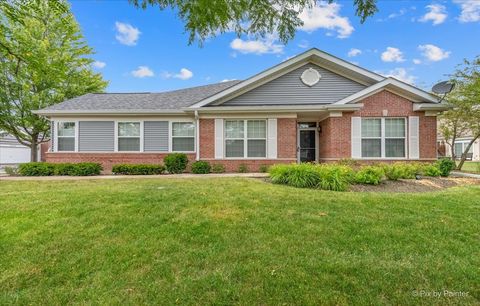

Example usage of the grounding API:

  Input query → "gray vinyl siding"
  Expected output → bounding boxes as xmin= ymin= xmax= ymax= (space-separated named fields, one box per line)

xmin=79 ymin=121 xmax=114 ymax=151
xmin=144 ymin=121 xmax=169 ymax=152
xmin=222 ymin=63 xmax=366 ymax=106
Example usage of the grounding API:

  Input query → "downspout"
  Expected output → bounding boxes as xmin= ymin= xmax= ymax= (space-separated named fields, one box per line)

xmin=195 ymin=110 xmax=200 ymax=161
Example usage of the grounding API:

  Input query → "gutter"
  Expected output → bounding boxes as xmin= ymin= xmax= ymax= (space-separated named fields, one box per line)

xmin=33 ymin=109 xmax=187 ymax=116
xmin=413 ymin=103 xmax=452 ymax=111
xmin=184 ymin=104 xmax=364 ymax=113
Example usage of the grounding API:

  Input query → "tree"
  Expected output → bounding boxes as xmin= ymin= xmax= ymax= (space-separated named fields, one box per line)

xmin=0 ymin=0 xmax=107 ymax=161
xmin=129 ymin=0 xmax=378 ymax=44
xmin=440 ymin=56 xmax=480 ymax=170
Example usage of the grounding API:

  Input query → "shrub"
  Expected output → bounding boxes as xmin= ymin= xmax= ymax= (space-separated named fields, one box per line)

xmin=4 ymin=166 xmax=18 ymax=176
xmin=112 ymin=164 xmax=165 ymax=175
xmin=355 ymin=166 xmax=384 ymax=185
xmin=269 ymin=163 xmax=319 ymax=188
xmin=337 ymin=158 xmax=360 ymax=167
xmin=164 ymin=153 xmax=188 ymax=174
xmin=211 ymin=164 xmax=225 ymax=173
xmin=382 ymin=162 xmax=422 ymax=180
xmin=316 ymin=164 xmax=354 ymax=191
xmin=238 ymin=163 xmax=248 ymax=173
xmin=19 ymin=162 xmax=55 ymax=176
xmin=436 ymin=158 xmax=455 ymax=177
xmin=18 ymin=162 xmax=102 ymax=176
xmin=191 ymin=161 xmax=211 ymax=174
xmin=422 ymin=164 xmax=441 ymax=177
xmin=258 ymin=164 xmax=269 ymax=173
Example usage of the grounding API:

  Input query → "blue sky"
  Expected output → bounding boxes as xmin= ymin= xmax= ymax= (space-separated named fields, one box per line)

xmin=69 ymin=0 xmax=480 ymax=93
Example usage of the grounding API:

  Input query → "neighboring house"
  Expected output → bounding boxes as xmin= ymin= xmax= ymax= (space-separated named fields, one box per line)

xmin=35 ymin=48 xmax=449 ymax=172
xmin=0 ymin=132 xmax=49 ymax=165
xmin=438 ymin=135 xmax=480 ymax=161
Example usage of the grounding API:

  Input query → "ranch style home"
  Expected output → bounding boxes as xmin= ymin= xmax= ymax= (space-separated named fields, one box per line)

xmin=35 ymin=48 xmax=449 ymax=172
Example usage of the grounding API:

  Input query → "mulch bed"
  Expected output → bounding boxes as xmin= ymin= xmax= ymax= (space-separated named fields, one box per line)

xmin=350 ymin=177 xmax=480 ymax=193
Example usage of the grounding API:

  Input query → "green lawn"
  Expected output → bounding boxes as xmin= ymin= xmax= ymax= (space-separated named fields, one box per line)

xmin=461 ymin=161 xmax=480 ymax=173
xmin=1 ymin=178 xmax=479 ymax=305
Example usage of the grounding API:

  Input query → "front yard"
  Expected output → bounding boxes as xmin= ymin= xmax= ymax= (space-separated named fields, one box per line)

xmin=1 ymin=178 xmax=479 ymax=304
xmin=461 ymin=161 xmax=480 ymax=173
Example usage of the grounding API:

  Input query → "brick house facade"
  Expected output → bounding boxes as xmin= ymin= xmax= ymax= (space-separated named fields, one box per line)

xmin=36 ymin=49 xmax=448 ymax=173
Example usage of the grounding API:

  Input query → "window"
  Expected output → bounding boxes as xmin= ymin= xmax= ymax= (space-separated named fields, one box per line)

xmin=361 ymin=118 xmax=406 ymax=158
xmin=454 ymin=141 xmax=473 ymax=159
xmin=118 ymin=122 xmax=140 ymax=151
xmin=172 ymin=122 xmax=195 ymax=152
xmin=57 ymin=122 xmax=75 ymax=151
xmin=225 ymin=120 xmax=266 ymax=158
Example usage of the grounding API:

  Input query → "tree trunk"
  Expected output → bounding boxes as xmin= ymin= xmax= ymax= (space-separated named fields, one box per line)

xmin=30 ymin=139 xmax=38 ymax=162
xmin=457 ymin=137 xmax=478 ymax=170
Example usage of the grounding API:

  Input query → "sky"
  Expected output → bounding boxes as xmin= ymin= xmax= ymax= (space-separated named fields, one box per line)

xmin=69 ymin=0 xmax=480 ymax=93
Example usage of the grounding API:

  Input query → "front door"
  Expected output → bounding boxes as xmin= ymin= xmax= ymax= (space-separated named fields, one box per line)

xmin=299 ymin=129 xmax=317 ymax=163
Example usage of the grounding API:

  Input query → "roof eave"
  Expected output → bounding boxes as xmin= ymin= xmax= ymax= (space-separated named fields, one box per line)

xmin=33 ymin=109 xmax=188 ymax=116
xmin=185 ymin=104 xmax=364 ymax=113
xmin=413 ymin=103 xmax=452 ymax=111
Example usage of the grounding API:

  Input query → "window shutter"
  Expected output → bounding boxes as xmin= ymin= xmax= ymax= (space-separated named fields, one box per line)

xmin=408 ymin=116 xmax=419 ymax=159
xmin=51 ymin=120 xmax=55 ymax=152
xmin=351 ymin=117 xmax=362 ymax=158
xmin=267 ymin=119 xmax=277 ymax=159
xmin=214 ymin=119 xmax=224 ymax=159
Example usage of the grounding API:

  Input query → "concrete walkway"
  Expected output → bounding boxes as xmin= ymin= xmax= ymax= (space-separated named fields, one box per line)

xmin=0 ymin=173 xmax=269 ymax=181
xmin=450 ymin=171 xmax=480 ymax=179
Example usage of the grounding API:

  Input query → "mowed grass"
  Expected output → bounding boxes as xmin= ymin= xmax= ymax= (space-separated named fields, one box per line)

xmin=0 ymin=178 xmax=479 ymax=305
xmin=461 ymin=161 xmax=480 ymax=173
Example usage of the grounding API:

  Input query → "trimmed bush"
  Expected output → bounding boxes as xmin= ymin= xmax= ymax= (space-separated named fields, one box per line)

xmin=436 ymin=158 xmax=455 ymax=177
xmin=19 ymin=162 xmax=56 ymax=176
xmin=355 ymin=166 xmax=384 ymax=185
xmin=422 ymin=164 xmax=441 ymax=177
xmin=258 ymin=164 xmax=269 ymax=173
xmin=382 ymin=162 xmax=423 ymax=180
xmin=164 ymin=153 xmax=188 ymax=174
xmin=238 ymin=164 xmax=248 ymax=173
xmin=112 ymin=164 xmax=165 ymax=175
xmin=19 ymin=162 xmax=101 ymax=176
xmin=211 ymin=164 xmax=226 ymax=173
xmin=191 ymin=161 xmax=211 ymax=174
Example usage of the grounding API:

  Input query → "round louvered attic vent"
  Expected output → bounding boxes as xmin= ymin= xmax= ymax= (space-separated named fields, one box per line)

xmin=300 ymin=68 xmax=321 ymax=87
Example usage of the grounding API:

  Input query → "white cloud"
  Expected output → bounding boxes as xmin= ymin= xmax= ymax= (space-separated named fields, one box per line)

xmin=92 ymin=61 xmax=106 ymax=69
xmin=162 ymin=68 xmax=194 ymax=80
xmin=387 ymin=8 xmax=407 ymax=19
xmin=131 ymin=66 xmax=154 ymax=78
xmin=230 ymin=35 xmax=284 ymax=55
xmin=381 ymin=68 xmax=417 ymax=84
xmin=298 ymin=2 xmax=354 ymax=38
xmin=174 ymin=68 xmax=193 ymax=80
xmin=418 ymin=44 xmax=451 ymax=61
xmin=413 ymin=58 xmax=422 ymax=64
xmin=454 ymin=0 xmax=480 ymax=22
xmin=347 ymin=48 xmax=362 ymax=57
xmin=115 ymin=22 xmax=141 ymax=46
xmin=419 ymin=4 xmax=447 ymax=25
xmin=298 ymin=40 xmax=309 ymax=49
xmin=381 ymin=47 xmax=405 ymax=62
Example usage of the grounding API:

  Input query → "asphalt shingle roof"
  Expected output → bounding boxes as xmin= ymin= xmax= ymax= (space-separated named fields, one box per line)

xmin=40 ymin=80 xmax=242 ymax=111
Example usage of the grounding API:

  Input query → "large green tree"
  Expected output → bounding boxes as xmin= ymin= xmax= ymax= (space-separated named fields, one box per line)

xmin=129 ymin=0 xmax=378 ymax=44
xmin=440 ymin=56 xmax=480 ymax=170
xmin=0 ymin=0 xmax=107 ymax=161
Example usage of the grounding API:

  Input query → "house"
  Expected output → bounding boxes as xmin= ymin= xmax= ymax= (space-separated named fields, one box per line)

xmin=438 ymin=135 xmax=480 ymax=161
xmin=35 ymin=48 xmax=449 ymax=172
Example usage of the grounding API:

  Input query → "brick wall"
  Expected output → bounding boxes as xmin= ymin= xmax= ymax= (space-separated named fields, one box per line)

xmin=318 ymin=90 xmax=437 ymax=161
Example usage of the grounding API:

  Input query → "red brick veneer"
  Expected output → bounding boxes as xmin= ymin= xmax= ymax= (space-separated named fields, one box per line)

xmin=318 ymin=90 xmax=437 ymax=161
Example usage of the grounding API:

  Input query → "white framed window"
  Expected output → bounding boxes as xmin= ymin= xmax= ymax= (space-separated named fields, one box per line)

xmin=361 ymin=118 xmax=406 ymax=158
xmin=57 ymin=122 xmax=76 ymax=152
xmin=171 ymin=122 xmax=195 ymax=152
xmin=454 ymin=141 xmax=473 ymax=159
xmin=224 ymin=119 xmax=267 ymax=158
xmin=117 ymin=122 xmax=141 ymax=151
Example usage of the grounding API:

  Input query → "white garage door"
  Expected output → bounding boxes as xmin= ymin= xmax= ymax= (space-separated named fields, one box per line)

xmin=0 ymin=145 xmax=31 ymax=165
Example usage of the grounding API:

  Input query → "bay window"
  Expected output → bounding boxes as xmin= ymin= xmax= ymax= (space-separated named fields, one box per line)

xmin=57 ymin=122 xmax=76 ymax=151
xmin=172 ymin=122 xmax=195 ymax=152
xmin=225 ymin=120 xmax=266 ymax=158
xmin=361 ymin=118 xmax=406 ymax=158
xmin=118 ymin=122 xmax=140 ymax=151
